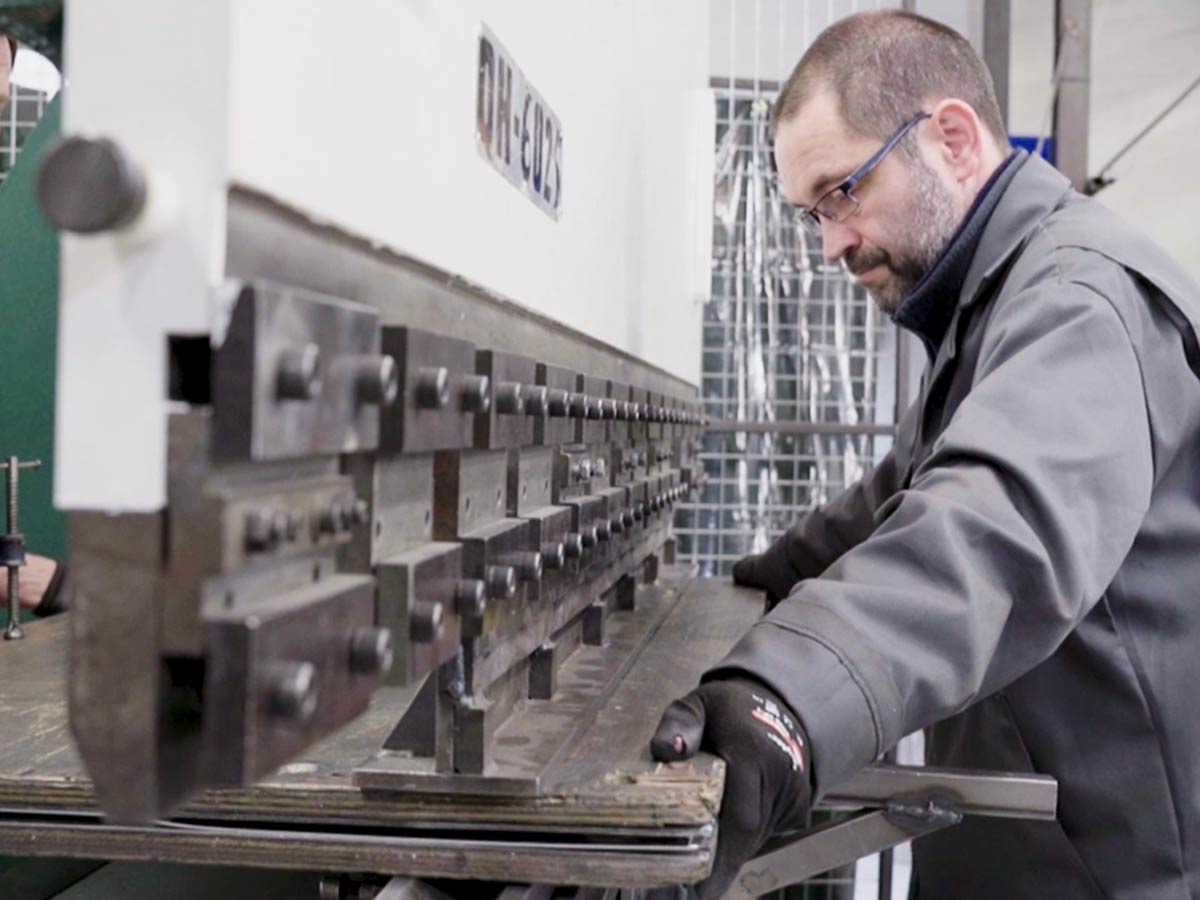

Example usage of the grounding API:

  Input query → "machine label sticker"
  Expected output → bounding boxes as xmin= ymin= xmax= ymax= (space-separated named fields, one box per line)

xmin=476 ymin=25 xmax=563 ymax=220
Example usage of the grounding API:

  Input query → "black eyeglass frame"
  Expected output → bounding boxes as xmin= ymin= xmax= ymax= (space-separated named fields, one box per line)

xmin=796 ymin=111 xmax=932 ymax=234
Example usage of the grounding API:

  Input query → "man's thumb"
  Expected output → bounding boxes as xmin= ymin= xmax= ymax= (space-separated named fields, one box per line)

xmin=650 ymin=690 xmax=707 ymax=762
xmin=731 ymin=554 xmax=761 ymax=587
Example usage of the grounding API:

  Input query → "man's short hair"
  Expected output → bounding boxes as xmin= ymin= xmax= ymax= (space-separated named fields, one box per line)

xmin=772 ymin=10 xmax=1009 ymax=151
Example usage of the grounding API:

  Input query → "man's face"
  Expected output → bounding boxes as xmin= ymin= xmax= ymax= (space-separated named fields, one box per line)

xmin=774 ymin=88 xmax=963 ymax=313
xmin=0 ymin=37 xmax=11 ymax=113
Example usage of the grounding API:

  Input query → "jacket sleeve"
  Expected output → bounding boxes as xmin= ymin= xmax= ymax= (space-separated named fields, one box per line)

xmin=747 ymin=442 xmax=904 ymax=599
xmin=710 ymin=278 xmax=1154 ymax=795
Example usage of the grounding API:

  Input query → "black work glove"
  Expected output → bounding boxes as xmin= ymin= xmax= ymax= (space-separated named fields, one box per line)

xmin=731 ymin=552 xmax=791 ymax=610
xmin=650 ymin=677 xmax=814 ymax=900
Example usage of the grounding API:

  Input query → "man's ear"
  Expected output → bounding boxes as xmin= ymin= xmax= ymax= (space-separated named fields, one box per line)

xmin=928 ymin=98 xmax=985 ymax=186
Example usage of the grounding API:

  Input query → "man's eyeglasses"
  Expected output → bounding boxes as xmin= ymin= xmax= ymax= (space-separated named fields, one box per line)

xmin=795 ymin=112 xmax=931 ymax=237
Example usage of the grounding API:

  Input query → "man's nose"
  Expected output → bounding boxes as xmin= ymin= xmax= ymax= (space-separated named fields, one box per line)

xmin=820 ymin=218 xmax=860 ymax=264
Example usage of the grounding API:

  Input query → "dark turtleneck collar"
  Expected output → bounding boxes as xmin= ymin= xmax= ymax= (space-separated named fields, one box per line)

xmin=892 ymin=149 xmax=1025 ymax=357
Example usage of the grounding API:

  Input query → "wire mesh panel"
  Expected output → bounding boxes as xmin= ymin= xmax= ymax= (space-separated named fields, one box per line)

xmin=675 ymin=85 xmax=897 ymax=577
xmin=0 ymin=84 xmax=47 ymax=182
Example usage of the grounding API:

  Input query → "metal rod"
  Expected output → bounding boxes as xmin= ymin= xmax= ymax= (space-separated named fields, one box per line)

xmin=705 ymin=420 xmax=896 ymax=437
xmin=4 ymin=456 xmax=22 ymax=640
xmin=2 ymin=456 xmax=41 ymax=642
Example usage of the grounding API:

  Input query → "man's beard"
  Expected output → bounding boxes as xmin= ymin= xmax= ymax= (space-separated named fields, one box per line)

xmin=845 ymin=155 xmax=962 ymax=315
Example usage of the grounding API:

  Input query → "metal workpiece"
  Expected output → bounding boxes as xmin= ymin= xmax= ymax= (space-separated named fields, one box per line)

xmin=381 ymin=327 xmax=481 ymax=453
xmin=377 ymin=542 xmax=467 ymax=684
xmin=212 ymin=281 xmax=387 ymax=461
xmin=476 ymin=350 xmax=539 ymax=449
xmin=1 ymin=456 xmax=40 ymax=642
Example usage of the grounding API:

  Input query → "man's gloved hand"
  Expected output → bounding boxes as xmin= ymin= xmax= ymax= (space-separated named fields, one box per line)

xmin=731 ymin=552 xmax=789 ymax=610
xmin=650 ymin=677 xmax=814 ymax=900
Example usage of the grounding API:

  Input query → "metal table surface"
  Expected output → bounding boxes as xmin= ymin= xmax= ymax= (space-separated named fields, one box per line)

xmin=0 ymin=570 xmax=763 ymax=887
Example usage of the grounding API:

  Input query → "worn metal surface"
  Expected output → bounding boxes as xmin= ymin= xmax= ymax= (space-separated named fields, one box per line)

xmin=0 ymin=574 xmax=756 ymax=885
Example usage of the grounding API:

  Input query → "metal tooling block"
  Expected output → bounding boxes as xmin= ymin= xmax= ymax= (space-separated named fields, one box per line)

xmin=629 ymin=386 xmax=649 ymax=444
xmin=380 ymin=326 xmax=485 ymax=453
xmin=507 ymin=445 xmax=554 ymax=516
xmin=213 ymin=280 xmax=392 ymax=461
xmin=475 ymin=349 xmax=541 ymax=450
xmin=341 ymin=452 xmax=435 ymax=572
xmin=608 ymin=379 xmax=633 ymax=444
xmin=203 ymin=573 xmax=382 ymax=786
xmin=377 ymin=542 xmax=468 ymax=685
xmin=534 ymin=362 xmax=577 ymax=447
xmin=511 ymin=504 xmax=571 ymax=606
xmin=574 ymin=374 xmax=609 ymax=445
xmin=560 ymin=494 xmax=605 ymax=578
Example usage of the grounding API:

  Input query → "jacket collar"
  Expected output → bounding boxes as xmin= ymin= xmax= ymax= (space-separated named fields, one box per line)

xmin=892 ymin=151 xmax=1023 ymax=356
xmin=957 ymin=150 xmax=1074 ymax=310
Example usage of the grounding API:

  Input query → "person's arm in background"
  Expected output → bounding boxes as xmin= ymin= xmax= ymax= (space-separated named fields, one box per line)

xmin=0 ymin=553 xmax=68 ymax=614
xmin=0 ymin=32 xmax=69 ymax=618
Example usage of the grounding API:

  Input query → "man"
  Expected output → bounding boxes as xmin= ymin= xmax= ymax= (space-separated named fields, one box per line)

xmin=652 ymin=10 xmax=1200 ymax=899
xmin=0 ymin=31 xmax=67 ymax=618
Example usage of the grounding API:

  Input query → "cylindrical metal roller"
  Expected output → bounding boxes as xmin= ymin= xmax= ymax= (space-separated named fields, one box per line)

xmin=266 ymin=661 xmax=318 ymax=722
xmin=580 ymin=526 xmax=597 ymax=549
xmin=503 ymin=551 xmax=544 ymax=583
xmin=523 ymin=385 xmax=549 ymax=417
xmin=349 ymin=627 xmax=394 ymax=675
xmin=568 ymin=393 xmax=588 ymax=417
xmin=610 ymin=515 xmax=625 ymax=535
xmin=37 ymin=135 xmax=148 ymax=233
xmin=277 ymin=344 xmax=322 ymax=400
xmin=621 ymin=509 xmax=635 ymax=528
xmin=633 ymin=503 xmax=645 ymax=522
xmin=460 ymin=374 xmax=491 ymax=413
xmin=410 ymin=601 xmax=446 ymax=643
xmin=454 ymin=579 xmax=487 ymax=618
xmin=547 ymin=389 xmax=571 ymax=417
xmin=573 ymin=458 xmax=593 ymax=481
xmin=596 ymin=520 xmax=612 ymax=542
xmin=541 ymin=542 xmax=566 ymax=570
xmin=353 ymin=355 xmax=399 ymax=405
xmin=563 ymin=533 xmax=584 ymax=559
xmin=494 ymin=381 xmax=524 ymax=415
xmin=244 ymin=507 xmax=279 ymax=552
xmin=415 ymin=366 xmax=450 ymax=409
xmin=486 ymin=565 xmax=517 ymax=599
xmin=585 ymin=397 xmax=603 ymax=420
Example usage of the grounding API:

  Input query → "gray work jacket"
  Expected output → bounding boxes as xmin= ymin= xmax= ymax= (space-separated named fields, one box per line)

xmin=716 ymin=152 xmax=1200 ymax=898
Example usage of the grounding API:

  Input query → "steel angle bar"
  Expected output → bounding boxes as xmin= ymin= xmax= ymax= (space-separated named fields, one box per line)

xmin=822 ymin=763 xmax=1058 ymax=820
xmin=725 ymin=803 xmax=958 ymax=900
xmin=722 ymin=764 xmax=1057 ymax=900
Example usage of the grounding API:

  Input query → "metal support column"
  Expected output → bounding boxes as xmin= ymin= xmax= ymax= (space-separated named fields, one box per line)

xmin=982 ymin=0 xmax=1012 ymax=130
xmin=1053 ymin=0 xmax=1092 ymax=189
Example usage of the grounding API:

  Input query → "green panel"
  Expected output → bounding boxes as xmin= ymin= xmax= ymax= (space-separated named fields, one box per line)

xmin=0 ymin=93 xmax=63 ymax=564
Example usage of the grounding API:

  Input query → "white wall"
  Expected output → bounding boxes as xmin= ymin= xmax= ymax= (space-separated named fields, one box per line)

xmin=229 ymin=0 xmax=710 ymax=384
xmin=1010 ymin=0 xmax=1200 ymax=288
